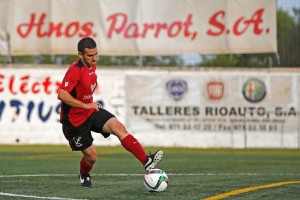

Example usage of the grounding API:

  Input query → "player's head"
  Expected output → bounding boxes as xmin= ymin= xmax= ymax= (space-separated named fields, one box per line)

xmin=77 ymin=37 xmax=98 ymax=68
xmin=77 ymin=37 xmax=97 ymax=54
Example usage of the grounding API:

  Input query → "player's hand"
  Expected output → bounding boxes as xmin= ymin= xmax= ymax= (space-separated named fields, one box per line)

xmin=84 ymin=102 xmax=101 ymax=111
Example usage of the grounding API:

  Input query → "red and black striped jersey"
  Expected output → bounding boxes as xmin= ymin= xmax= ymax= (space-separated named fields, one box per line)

xmin=59 ymin=59 xmax=97 ymax=127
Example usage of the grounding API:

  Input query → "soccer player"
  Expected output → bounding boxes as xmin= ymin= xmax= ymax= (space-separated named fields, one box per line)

xmin=57 ymin=37 xmax=163 ymax=187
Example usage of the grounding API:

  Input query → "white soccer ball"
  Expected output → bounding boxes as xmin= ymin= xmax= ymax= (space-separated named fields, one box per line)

xmin=143 ymin=169 xmax=169 ymax=192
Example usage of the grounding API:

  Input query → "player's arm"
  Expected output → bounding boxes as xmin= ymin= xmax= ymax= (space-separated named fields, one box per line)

xmin=57 ymin=88 xmax=100 ymax=110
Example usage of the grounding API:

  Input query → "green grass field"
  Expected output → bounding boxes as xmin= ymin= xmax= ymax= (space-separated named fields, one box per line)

xmin=0 ymin=145 xmax=300 ymax=200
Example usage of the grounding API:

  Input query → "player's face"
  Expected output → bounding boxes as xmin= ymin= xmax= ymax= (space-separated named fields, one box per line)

xmin=79 ymin=48 xmax=98 ymax=68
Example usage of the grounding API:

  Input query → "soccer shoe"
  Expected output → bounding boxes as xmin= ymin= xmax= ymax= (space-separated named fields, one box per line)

xmin=144 ymin=150 xmax=163 ymax=171
xmin=79 ymin=174 xmax=92 ymax=188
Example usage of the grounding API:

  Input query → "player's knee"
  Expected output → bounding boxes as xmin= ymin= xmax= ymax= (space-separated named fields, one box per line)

xmin=87 ymin=155 xmax=97 ymax=164
xmin=116 ymin=122 xmax=126 ymax=132
xmin=84 ymin=152 xmax=97 ymax=164
xmin=108 ymin=119 xmax=125 ymax=132
xmin=113 ymin=121 xmax=129 ymax=139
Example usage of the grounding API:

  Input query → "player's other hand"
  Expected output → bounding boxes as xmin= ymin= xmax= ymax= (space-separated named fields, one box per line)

xmin=84 ymin=102 xmax=101 ymax=111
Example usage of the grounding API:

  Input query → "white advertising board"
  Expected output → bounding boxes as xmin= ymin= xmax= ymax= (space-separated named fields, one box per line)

xmin=125 ymin=70 xmax=300 ymax=148
xmin=0 ymin=67 xmax=125 ymax=145
xmin=0 ymin=0 xmax=9 ymax=55
xmin=6 ymin=0 xmax=277 ymax=55
xmin=0 ymin=67 xmax=299 ymax=148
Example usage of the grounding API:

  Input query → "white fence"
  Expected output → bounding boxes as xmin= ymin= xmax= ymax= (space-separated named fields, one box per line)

xmin=0 ymin=65 xmax=299 ymax=148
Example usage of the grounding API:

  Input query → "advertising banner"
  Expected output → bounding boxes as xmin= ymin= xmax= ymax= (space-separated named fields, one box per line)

xmin=1 ymin=67 xmax=299 ymax=148
xmin=0 ymin=0 xmax=9 ymax=55
xmin=126 ymin=71 xmax=300 ymax=148
xmin=8 ymin=0 xmax=276 ymax=55
xmin=0 ymin=67 xmax=125 ymax=145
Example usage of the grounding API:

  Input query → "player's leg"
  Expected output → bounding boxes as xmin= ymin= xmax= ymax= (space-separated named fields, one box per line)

xmin=79 ymin=144 xmax=97 ymax=187
xmin=62 ymin=121 xmax=95 ymax=187
xmin=102 ymin=117 xmax=147 ymax=163
xmin=102 ymin=116 xmax=163 ymax=170
xmin=91 ymin=109 xmax=163 ymax=170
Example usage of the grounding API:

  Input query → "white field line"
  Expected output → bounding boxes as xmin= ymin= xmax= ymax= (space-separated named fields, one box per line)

xmin=0 ymin=192 xmax=88 ymax=200
xmin=1 ymin=173 xmax=300 ymax=199
xmin=1 ymin=173 xmax=300 ymax=178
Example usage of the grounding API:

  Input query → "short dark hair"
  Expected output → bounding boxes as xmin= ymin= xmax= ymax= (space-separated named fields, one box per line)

xmin=77 ymin=37 xmax=97 ymax=54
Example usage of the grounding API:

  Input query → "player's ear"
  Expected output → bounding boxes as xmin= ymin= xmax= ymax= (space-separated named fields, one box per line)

xmin=78 ymin=52 xmax=83 ymax=59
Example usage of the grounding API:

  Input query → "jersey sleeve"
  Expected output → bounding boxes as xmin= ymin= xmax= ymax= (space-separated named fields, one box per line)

xmin=60 ymin=66 xmax=81 ymax=93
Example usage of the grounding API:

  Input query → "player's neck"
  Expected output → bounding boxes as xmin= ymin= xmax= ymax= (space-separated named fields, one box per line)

xmin=85 ymin=65 xmax=93 ymax=70
xmin=81 ymin=59 xmax=93 ymax=70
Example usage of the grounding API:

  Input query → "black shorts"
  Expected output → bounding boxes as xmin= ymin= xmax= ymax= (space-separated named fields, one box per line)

xmin=62 ymin=108 xmax=115 ymax=151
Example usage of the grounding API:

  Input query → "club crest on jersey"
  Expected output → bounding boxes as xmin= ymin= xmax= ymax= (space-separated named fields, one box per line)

xmin=73 ymin=136 xmax=82 ymax=147
xmin=64 ymin=81 xmax=69 ymax=87
xmin=90 ymin=83 xmax=97 ymax=92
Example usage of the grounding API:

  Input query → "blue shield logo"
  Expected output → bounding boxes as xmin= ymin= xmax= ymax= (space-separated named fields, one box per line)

xmin=166 ymin=80 xmax=188 ymax=101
